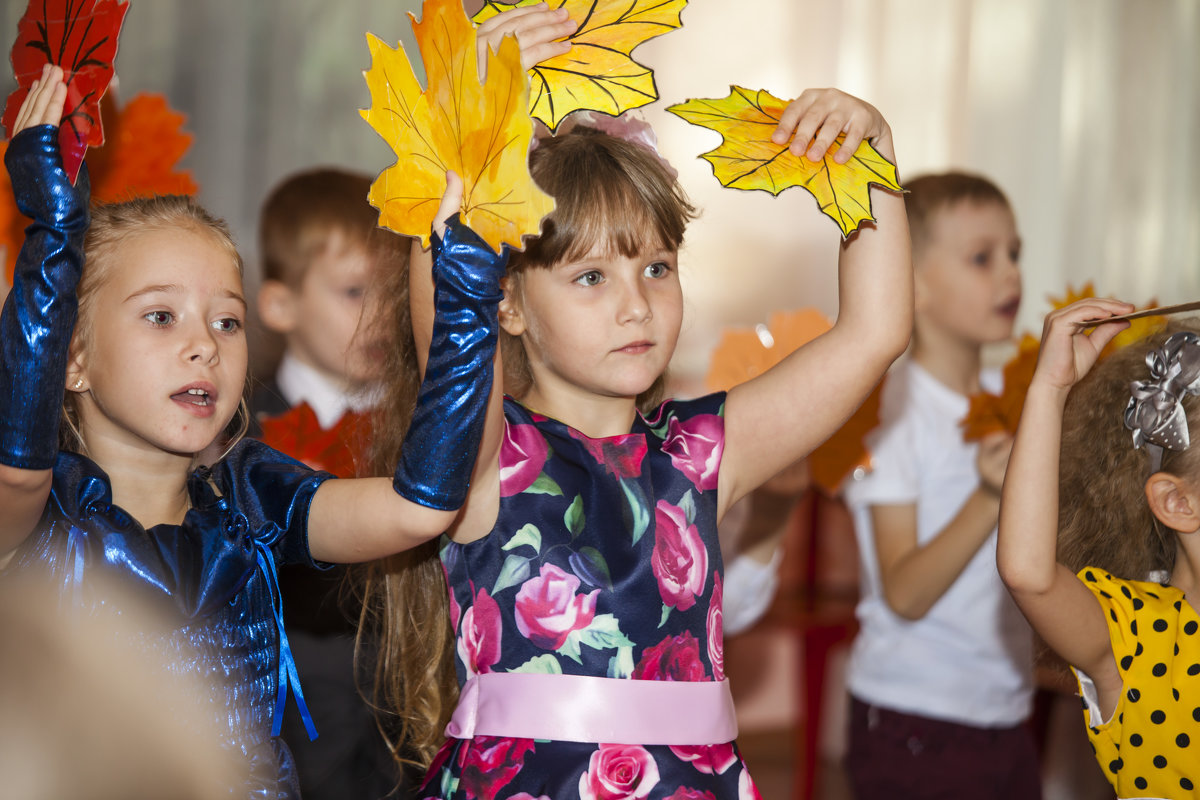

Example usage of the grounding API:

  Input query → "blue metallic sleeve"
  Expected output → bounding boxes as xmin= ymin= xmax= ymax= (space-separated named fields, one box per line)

xmin=0 ymin=125 xmax=90 ymax=469
xmin=392 ymin=216 xmax=508 ymax=510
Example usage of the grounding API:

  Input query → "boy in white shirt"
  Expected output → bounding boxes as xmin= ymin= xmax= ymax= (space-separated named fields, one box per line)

xmin=842 ymin=172 xmax=1040 ymax=798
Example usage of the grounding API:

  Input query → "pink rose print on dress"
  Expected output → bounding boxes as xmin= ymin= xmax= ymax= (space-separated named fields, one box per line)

xmin=707 ymin=571 xmax=724 ymax=680
xmin=458 ymin=586 xmax=502 ymax=677
xmin=662 ymin=414 xmax=723 ymax=491
xmin=514 ymin=563 xmax=600 ymax=650
xmin=632 ymin=632 xmax=707 ymax=681
xmin=651 ymin=500 xmax=708 ymax=611
xmin=739 ymin=765 xmax=763 ymax=799
xmin=507 ymin=795 xmax=552 ymax=800
xmin=458 ymin=736 xmax=536 ymax=800
xmin=665 ymin=789 xmax=717 ymax=800
xmin=500 ymin=421 xmax=550 ymax=497
xmin=669 ymin=743 xmax=738 ymax=775
xmin=569 ymin=429 xmax=649 ymax=479
xmin=443 ymin=562 xmax=461 ymax=631
xmin=578 ymin=743 xmax=661 ymax=800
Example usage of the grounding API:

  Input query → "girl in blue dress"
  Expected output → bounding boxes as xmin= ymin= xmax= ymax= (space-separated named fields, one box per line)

xmin=0 ymin=66 xmax=505 ymax=799
xmin=364 ymin=79 xmax=914 ymax=798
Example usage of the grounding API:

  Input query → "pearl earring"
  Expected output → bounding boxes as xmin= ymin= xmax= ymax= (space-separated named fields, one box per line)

xmin=74 ymin=379 xmax=84 ymax=390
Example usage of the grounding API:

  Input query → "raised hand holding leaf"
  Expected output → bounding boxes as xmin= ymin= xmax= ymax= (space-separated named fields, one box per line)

xmin=2 ymin=0 xmax=129 ymax=183
xmin=362 ymin=0 xmax=553 ymax=251
xmin=473 ymin=0 xmax=687 ymax=131
xmin=667 ymin=86 xmax=902 ymax=237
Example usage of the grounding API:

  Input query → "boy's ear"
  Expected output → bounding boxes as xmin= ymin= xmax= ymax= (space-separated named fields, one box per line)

xmin=1145 ymin=472 xmax=1200 ymax=534
xmin=257 ymin=279 xmax=298 ymax=334
xmin=498 ymin=276 xmax=525 ymax=336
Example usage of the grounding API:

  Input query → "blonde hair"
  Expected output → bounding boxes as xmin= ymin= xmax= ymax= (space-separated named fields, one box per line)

xmin=1058 ymin=321 xmax=1200 ymax=579
xmin=61 ymin=195 xmax=245 ymax=456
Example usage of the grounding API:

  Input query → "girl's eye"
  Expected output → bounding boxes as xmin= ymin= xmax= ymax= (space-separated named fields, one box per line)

xmin=970 ymin=251 xmax=990 ymax=267
xmin=574 ymin=270 xmax=604 ymax=287
xmin=145 ymin=310 xmax=173 ymax=326
xmin=344 ymin=286 xmax=366 ymax=300
xmin=212 ymin=318 xmax=243 ymax=334
xmin=645 ymin=261 xmax=670 ymax=279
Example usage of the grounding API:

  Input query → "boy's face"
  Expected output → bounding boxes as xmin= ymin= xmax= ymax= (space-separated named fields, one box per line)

xmin=280 ymin=231 xmax=382 ymax=391
xmin=914 ymin=199 xmax=1022 ymax=346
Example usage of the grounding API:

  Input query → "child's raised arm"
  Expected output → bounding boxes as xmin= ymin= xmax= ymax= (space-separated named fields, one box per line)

xmin=720 ymin=89 xmax=912 ymax=516
xmin=0 ymin=66 xmax=82 ymax=563
xmin=997 ymin=298 xmax=1131 ymax=695
xmin=305 ymin=174 xmax=506 ymax=561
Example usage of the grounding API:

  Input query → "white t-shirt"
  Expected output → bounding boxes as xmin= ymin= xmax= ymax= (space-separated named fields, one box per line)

xmin=842 ymin=359 xmax=1033 ymax=727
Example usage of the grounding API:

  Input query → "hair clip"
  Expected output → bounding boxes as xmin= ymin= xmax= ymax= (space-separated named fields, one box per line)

xmin=1125 ymin=331 xmax=1200 ymax=471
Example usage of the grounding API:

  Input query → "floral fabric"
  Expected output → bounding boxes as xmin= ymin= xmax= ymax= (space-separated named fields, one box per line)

xmin=427 ymin=395 xmax=761 ymax=800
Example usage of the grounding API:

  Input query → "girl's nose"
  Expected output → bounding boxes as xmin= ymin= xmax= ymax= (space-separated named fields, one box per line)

xmin=618 ymin=281 xmax=653 ymax=325
xmin=185 ymin=323 xmax=219 ymax=364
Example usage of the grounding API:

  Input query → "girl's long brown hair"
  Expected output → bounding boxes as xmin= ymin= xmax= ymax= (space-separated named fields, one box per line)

xmin=1057 ymin=321 xmax=1200 ymax=579
xmin=357 ymin=127 xmax=697 ymax=769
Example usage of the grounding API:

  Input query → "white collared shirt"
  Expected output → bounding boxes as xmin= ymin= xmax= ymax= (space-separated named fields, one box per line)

xmin=275 ymin=352 xmax=379 ymax=429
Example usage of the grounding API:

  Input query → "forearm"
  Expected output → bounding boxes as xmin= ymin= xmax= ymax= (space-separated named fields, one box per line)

xmin=996 ymin=381 xmax=1072 ymax=596
xmin=409 ymin=238 xmax=434 ymax=376
xmin=879 ymin=490 xmax=1000 ymax=619
xmin=832 ymin=184 xmax=913 ymax=366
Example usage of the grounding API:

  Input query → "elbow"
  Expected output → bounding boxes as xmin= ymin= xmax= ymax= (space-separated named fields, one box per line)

xmin=881 ymin=586 xmax=930 ymax=621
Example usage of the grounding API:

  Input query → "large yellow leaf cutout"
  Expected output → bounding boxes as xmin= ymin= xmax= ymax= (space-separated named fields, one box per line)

xmin=473 ymin=0 xmax=686 ymax=131
xmin=361 ymin=0 xmax=554 ymax=251
xmin=667 ymin=86 xmax=903 ymax=238
xmin=706 ymin=308 xmax=880 ymax=494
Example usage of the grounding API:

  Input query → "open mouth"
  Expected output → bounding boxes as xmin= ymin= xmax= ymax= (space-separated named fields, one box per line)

xmin=996 ymin=298 xmax=1021 ymax=318
xmin=172 ymin=387 xmax=213 ymax=406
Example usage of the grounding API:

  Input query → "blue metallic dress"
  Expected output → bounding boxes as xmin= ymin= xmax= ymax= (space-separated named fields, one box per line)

xmin=5 ymin=442 xmax=334 ymax=799
xmin=0 ymin=125 xmax=332 ymax=799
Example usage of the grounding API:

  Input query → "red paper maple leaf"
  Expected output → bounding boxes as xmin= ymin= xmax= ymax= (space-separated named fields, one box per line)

xmin=258 ymin=404 xmax=374 ymax=479
xmin=1 ymin=90 xmax=196 ymax=286
xmin=2 ymin=0 xmax=130 ymax=182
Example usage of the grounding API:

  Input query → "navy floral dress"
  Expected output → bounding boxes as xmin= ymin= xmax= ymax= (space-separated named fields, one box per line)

xmin=425 ymin=395 xmax=762 ymax=800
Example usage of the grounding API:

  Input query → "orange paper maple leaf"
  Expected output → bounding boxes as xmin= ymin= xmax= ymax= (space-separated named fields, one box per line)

xmin=706 ymin=308 xmax=878 ymax=494
xmin=667 ymin=86 xmax=903 ymax=237
xmin=473 ymin=0 xmax=687 ymax=131
xmin=961 ymin=334 xmax=1041 ymax=441
xmin=1 ymin=91 xmax=196 ymax=286
xmin=361 ymin=0 xmax=554 ymax=252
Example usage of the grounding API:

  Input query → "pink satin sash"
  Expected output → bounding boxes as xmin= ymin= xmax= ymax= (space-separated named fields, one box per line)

xmin=445 ymin=672 xmax=738 ymax=745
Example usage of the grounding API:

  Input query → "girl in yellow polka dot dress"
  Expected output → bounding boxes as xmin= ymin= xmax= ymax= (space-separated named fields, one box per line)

xmin=998 ymin=301 xmax=1200 ymax=800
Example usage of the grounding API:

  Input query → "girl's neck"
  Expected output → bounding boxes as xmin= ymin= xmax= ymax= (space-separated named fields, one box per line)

xmin=82 ymin=434 xmax=195 ymax=527
xmin=911 ymin=327 xmax=984 ymax=396
xmin=1171 ymin=533 xmax=1200 ymax=601
xmin=520 ymin=384 xmax=639 ymax=439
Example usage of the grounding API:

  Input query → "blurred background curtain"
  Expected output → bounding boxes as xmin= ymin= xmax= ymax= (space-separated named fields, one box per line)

xmin=2 ymin=0 xmax=1196 ymax=383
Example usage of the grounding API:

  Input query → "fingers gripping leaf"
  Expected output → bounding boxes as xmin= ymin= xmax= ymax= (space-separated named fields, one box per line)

xmin=667 ymin=86 xmax=902 ymax=237
xmin=361 ymin=0 xmax=554 ymax=252
xmin=2 ymin=0 xmax=129 ymax=183
xmin=474 ymin=0 xmax=687 ymax=131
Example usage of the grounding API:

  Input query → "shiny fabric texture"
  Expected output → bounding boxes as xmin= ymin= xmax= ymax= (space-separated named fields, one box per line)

xmin=5 ymin=439 xmax=334 ymax=799
xmin=1125 ymin=330 xmax=1200 ymax=472
xmin=0 ymin=124 xmax=89 ymax=469
xmin=394 ymin=215 xmax=507 ymax=510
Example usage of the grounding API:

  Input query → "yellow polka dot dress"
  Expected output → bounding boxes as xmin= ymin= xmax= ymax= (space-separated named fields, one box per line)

xmin=1075 ymin=568 xmax=1200 ymax=799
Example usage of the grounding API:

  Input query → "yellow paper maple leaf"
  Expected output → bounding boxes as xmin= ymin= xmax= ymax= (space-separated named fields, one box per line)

xmin=667 ymin=86 xmax=903 ymax=237
xmin=361 ymin=0 xmax=554 ymax=252
xmin=473 ymin=0 xmax=686 ymax=131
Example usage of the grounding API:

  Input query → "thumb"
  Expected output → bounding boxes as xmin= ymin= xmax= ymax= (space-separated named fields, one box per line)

xmin=432 ymin=171 xmax=465 ymax=238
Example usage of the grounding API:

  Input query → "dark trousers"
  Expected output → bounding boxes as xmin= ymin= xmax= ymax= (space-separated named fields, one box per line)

xmin=845 ymin=695 xmax=1043 ymax=800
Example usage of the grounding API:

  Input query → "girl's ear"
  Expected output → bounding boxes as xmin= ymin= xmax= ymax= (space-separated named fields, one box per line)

xmin=1145 ymin=472 xmax=1200 ymax=534
xmin=499 ymin=276 xmax=525 ymax=336
xmin=256 ymin=279 xmax=298 ymax=334
xmin=64 ymin=351 xmax=88 ymax=394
